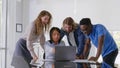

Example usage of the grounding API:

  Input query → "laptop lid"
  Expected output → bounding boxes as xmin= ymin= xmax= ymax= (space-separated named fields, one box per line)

xmin=55 ymin=62 xmax=77 ymax=68
xmin=55 ymin=46 xmax=76 ymax=61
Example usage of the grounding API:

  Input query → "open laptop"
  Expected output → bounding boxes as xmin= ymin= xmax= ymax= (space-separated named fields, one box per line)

xmin=55 ymin=46 xmax=76 ymax=61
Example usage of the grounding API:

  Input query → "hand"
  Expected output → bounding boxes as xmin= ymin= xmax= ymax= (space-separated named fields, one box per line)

xmin=33 ymin=56 xmax=38 ymax=61
xmin=30 ymin=56 xmax=38 ymax=64
xmin=75 ymin=56 xmax=79 ymax=59
xmin=76 ymin=55 xmax=84 ymax=59
xmin=88 ymin=56 xmax=98 ymax=61
xmin=79 ymin=55 xmax=84 ymax=59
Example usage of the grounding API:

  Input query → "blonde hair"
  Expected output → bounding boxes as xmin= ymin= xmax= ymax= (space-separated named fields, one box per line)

xmin=34 ymin=10 xmax=52 ymax=35
xmin=62 ymin=17 xmax=78 ymax=30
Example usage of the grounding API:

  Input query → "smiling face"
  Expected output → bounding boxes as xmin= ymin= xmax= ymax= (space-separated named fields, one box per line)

xmin=41 ymin=15 xmax=50 ymax=25
xmin=79 ymin=18 xmax=92 ymax=35
xmin=63 ymin=24 xmax=73 ymax=33
xmin=80 ymin=25 xmax=92 ymax=35
xmin=51 ymin=30 xmax=60 ymax=44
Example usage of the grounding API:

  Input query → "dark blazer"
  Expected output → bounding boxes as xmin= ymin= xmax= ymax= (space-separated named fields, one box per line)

xmin=60 ymin=26 xmax=86 ymax=56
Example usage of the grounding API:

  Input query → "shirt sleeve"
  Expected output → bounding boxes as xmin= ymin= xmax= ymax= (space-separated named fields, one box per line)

xmin=44 ymin=41 xmax=54 ymax=59
xmin=39 ymin=32 xmax=45 ymax=49
xmin=97 ymin=25 xmax=105 ymax=37
xmin=26 ymin=23 xmax=36 ymax=57
xmin=60 ymin=28 xmax=66 ymax=40
xmin=74 ymin=28 xmax=86 ymax=56
xmin=44 ymin=42 xmax=50 ymax=55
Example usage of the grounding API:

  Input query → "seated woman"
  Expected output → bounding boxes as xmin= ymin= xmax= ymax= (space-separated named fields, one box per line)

xmin=44 ymin=27 xmax=65 ymax=59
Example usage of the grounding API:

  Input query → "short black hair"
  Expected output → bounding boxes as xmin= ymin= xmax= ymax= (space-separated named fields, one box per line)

xmin=79 ymin=18 xmax=92 ymax=25
xmin=49 ymin=27 xmax=61 ymax=43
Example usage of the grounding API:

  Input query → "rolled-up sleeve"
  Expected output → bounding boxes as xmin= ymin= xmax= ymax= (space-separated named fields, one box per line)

xmin=40 ymin=32 xmax=45 ymax=49
xmin=74 ymin=28 xmax=86 ymax=56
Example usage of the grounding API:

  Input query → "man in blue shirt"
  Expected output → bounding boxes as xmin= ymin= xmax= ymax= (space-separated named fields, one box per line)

xmin=79 ymin=18 xmax=118 ymax=67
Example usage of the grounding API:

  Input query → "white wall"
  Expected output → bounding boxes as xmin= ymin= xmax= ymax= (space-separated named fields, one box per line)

xmin=29 ymin=0 xmax=120 ymax=31
xmin=29 ymin=0 xmax=76 ymax=28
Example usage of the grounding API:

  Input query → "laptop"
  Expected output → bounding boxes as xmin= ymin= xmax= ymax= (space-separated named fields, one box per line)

xmin=55 ymin=46 xmax=76 ymax=61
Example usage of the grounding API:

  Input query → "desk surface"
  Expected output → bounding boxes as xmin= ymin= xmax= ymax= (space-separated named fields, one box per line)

xmin=31 ymin=59 xmax=119 ymax=68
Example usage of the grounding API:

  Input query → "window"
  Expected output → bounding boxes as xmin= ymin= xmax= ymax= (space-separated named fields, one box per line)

xmin=110 ymin=31 xmax=120 ymax=65
xmin=111 ymin=31 xmax=120 ymax=50
xmin=0 ymin=0 xmax=6 ymax=68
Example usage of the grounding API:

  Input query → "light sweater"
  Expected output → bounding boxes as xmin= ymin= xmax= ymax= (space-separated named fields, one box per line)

xmin=21 ymin=22 xmax=45 ymax=57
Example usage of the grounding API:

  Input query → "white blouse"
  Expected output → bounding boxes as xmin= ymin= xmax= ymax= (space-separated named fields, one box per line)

xmin=44 ymin=40 xmax=65 ymax=59
xmin=21 ymin=22 xmax=45 ymax=57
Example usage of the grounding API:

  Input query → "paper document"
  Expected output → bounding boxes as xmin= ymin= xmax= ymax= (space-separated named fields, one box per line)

xmin=30 ymin=61 xmax=44 ymax=66
xmin=41 ymin=59 xmax=54 ymax=62
xmin=72 ymin=59 xmax=96 ymax=63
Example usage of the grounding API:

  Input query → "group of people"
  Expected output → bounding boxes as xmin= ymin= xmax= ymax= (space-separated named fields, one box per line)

xmin=11 ymin=10 xmax=118 ymax=68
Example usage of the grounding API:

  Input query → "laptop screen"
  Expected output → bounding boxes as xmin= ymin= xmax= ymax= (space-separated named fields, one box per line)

xmin=55 ymin=46 xmax=76 ymax=61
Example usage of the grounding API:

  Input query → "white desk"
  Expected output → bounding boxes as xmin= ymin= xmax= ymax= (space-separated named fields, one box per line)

xmin=30 ymin=59 xmax=98 ymax=68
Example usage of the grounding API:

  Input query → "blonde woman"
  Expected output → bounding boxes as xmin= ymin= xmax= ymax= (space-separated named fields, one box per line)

xmin=11 ymin=10 xmax=52 ymax=68
xmin=60 ymin=17 xmax=91 ymax=59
